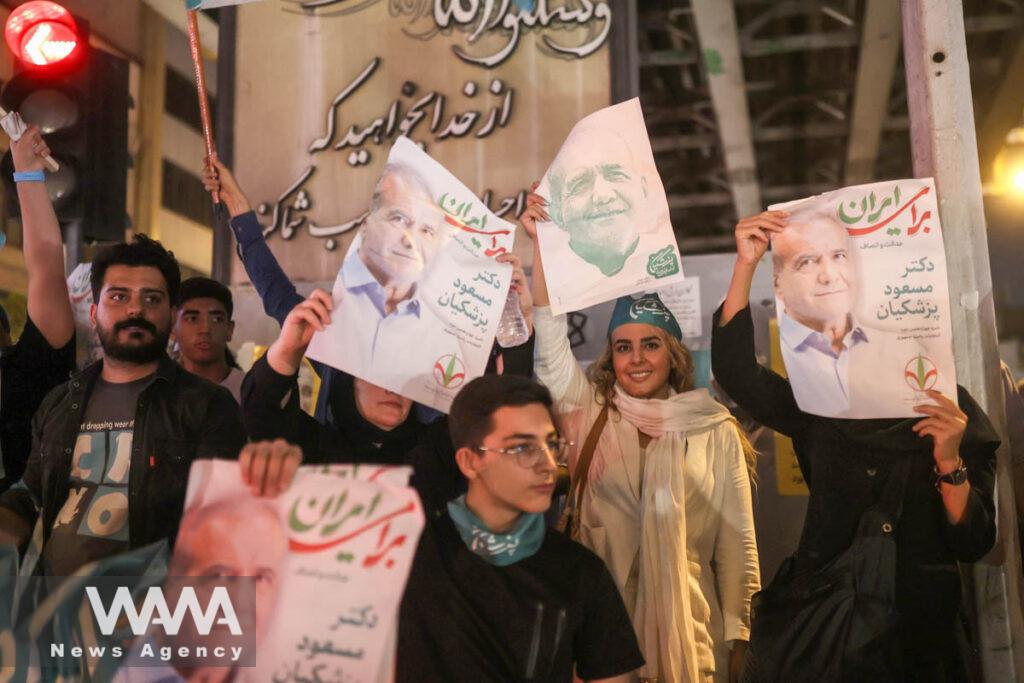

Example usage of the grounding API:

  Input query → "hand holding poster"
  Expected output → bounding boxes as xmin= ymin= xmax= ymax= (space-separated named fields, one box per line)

xmin=168 ymin=460 xmax=423 ymax=682
xmin=305 ymin=137 xmax=515 ymax=413
xmin=769 ymin=178 xmax=956 ymax=418
xmin=535 ymin=98 xmax=685 ymax=314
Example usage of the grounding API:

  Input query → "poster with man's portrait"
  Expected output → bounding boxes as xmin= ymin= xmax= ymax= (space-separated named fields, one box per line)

xmin=167 ymin=460 xmax=424 ymax=682
xmin=535 ymin=98 xmax=685 ymax=314
xmin=769 ymin=178 xmax=956 ymax=418
xmin=305 ymin=137 xmax=515 ymax=413
xmin=67 ymin=263 xmax=103 ymax=369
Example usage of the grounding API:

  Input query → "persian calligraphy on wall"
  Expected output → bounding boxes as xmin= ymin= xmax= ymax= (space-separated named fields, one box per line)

xmin=232 ymin=0 xmax=612 ymax=285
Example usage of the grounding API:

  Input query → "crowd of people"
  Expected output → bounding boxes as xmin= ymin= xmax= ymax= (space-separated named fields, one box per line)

xmin=0 ymin=121 xmax=1002 ymax=683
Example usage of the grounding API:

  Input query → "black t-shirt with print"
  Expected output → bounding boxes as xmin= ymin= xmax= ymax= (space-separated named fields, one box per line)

xmin=397 ymin=511 xmax=644 ymax=682
xmin=44 ymin=374 xmax=153 ymax=576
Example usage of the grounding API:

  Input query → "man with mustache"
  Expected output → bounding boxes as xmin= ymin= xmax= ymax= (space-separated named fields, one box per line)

xmin=0 ymin=236 xmax=247 ymax=577
xmin=773 ymin=209 xmax=913 ymax=418
xmin=548 ymin=129 xmax=647 ymax=277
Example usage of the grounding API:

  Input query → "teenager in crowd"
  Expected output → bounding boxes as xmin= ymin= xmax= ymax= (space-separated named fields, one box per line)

xmin=0 ymin=124 xmax=76 ymax=492
xmin=173 ymin=277 xmax=245 ymax=402
xmin=713 ymin=211 xmax=999 ymax=680
xmin=521 ymin=190 xmax=760 ymax=682
xmin=397 ymin=374 xmax=644 ymax=682
xmin=0 ymin=236 xmax=246 ymax=574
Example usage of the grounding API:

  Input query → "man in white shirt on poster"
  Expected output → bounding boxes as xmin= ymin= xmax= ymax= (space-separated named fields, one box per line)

xmin=331 ymin=162 xmax=455 ymax=379
xmin=773 ymin=210 xmax=913 ymax=418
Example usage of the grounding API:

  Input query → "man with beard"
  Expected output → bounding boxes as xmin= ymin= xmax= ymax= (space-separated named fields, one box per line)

xmin=0 ymin=236 xmax=247 ymax=576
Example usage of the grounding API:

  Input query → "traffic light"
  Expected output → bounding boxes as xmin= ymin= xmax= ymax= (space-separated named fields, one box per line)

xmin=1 ymin=1 xmax=129 ymax=243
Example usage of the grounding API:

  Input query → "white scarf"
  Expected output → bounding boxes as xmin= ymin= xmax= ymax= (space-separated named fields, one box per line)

xmin=613 ymin=384 xmax=734 ymax=683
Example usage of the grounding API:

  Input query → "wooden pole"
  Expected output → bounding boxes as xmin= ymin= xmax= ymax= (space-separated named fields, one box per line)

xmin=135 ymin=4 xmax=166 ymax=240
xmin=212 ymin=5 xmax=237 ymax=284
xmin=901 ymin=1 xmax=1024 ymax=680
xmin=186 ymin=9 xmax=219 ymax=204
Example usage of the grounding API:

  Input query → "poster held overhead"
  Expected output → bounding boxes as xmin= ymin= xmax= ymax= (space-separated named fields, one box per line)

xmin=535 ymin=98 xmax=685 ymax=314
xmin=305 ymin=137 xmax=515 ymax=413
xmin=768 ymin=178 xmax=956 ymax=418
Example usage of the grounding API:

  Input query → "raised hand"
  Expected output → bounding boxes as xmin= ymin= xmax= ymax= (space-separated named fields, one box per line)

xmin=735 ymin=211 xmax=787 ymax=266
xmin=280 ymin=289 xmax=332 ymax=355
xmin=518 ymin=182 xmax=549 ymax=240
xmin=913 ymin=390 xmax=968 ymax=472
xmin=202 ymin=153 xmax=252 ymax=218
xmin=10 ymin=125 xmax=49 ymax=173
xmin=267 ymin=289 xmax=333 ymax=376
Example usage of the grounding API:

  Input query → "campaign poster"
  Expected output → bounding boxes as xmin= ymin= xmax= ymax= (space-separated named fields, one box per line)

xmin=769 ymin=178 xmax=956 ymax=418
xmin=305 ymin=136 xmax=515 ymax=413
xmin=167 ymin=460 xmax=424 ymax=682
xmin=535 ymin=98 xmax=685 ymax=314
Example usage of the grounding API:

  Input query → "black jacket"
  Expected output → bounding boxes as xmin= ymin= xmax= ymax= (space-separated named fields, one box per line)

xmin=711 ymin=304 xmax=999 ymax=672
xmin=0 ymin=355 xmax=246 ymax=551
xmin=241 ymin=335 xmax=537 ymax=517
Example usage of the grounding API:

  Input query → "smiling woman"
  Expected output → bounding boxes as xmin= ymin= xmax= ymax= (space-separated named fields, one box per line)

xmin=521 ymin=199 xmax=761 ymax=683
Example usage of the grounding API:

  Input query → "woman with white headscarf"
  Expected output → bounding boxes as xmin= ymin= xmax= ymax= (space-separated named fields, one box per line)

xmin=520 ymin=190 xmax=760 ymax=683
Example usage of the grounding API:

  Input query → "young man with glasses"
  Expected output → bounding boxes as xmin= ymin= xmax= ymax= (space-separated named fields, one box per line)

xmin=398 ymin=374 xmax=644 ymax=682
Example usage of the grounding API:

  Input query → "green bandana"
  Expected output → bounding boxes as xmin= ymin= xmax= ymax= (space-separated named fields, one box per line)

xmin=608 ymin=292 xmax=682 ymax=340
xmin=446 ymin=495 xmax=545 ymax=567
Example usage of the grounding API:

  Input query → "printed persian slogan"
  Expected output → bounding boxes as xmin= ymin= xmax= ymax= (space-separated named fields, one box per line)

xmin=174 ymin=459 xmax=424 ymax=682
xmin=305 ymin=137 xmax=515 ymax=412
xmin=769 ymin=178 xmax=956 ymax=418
xmin=535 ymin=98 xmax=685 ymax=314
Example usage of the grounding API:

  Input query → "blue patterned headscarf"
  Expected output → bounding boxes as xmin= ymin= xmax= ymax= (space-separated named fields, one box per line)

xmin=607 ymin=293 xmax=682 ymax=340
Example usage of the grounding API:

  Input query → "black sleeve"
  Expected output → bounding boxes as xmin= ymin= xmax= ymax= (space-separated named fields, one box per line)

xmin=711 ymin=304 xmax=809 ymax=439
xmin=574 ymin=553 xmax=645 ymax=681
xmin=11 ymin=315 xmax=76 ymax=383
xmin=240 ymin=354 xmax=335 ymax=463
xmin=194 ymin=385 xmax=247 ymax=460
xmin=942 ymin=386 xmax=1000 ymax=562
xmin=500 ymin=333 xmax=535 ymax=378
xmin=0 ymin=384 xmax=54 ymax=530
xmin=1 ymin=315 xmax=75 ymax=484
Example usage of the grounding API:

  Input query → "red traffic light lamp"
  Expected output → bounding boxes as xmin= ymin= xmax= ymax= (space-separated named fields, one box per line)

xmin=4 ymin=2 xmax=83 ymax=70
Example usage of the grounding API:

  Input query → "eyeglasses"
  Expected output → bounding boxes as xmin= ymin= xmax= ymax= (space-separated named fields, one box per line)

xmin=475 ymin=438 xmax=573 ymax=468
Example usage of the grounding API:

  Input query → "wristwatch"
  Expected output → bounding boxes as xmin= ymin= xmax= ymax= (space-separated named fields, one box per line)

xmin=933 ymin=460 xmax=968 ymax=489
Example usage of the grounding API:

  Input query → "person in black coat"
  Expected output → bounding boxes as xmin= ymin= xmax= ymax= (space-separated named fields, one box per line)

xmin=241 ymin=278 xmax=536 ymax=518
xmin=712 ymin=211 xmax=999 ymax=681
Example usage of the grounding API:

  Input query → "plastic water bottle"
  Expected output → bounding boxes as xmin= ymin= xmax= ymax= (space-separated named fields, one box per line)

xmin=496 ymin=288 xmax=530 ymax=348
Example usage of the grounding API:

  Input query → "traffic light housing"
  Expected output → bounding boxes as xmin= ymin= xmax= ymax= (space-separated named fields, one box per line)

xmin=1 ymin=2 xmax=129 ymax=243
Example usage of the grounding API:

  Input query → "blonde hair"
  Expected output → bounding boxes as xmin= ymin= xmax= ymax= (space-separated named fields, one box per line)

xmin=586 ymin=330 xmax=759 ymax=483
